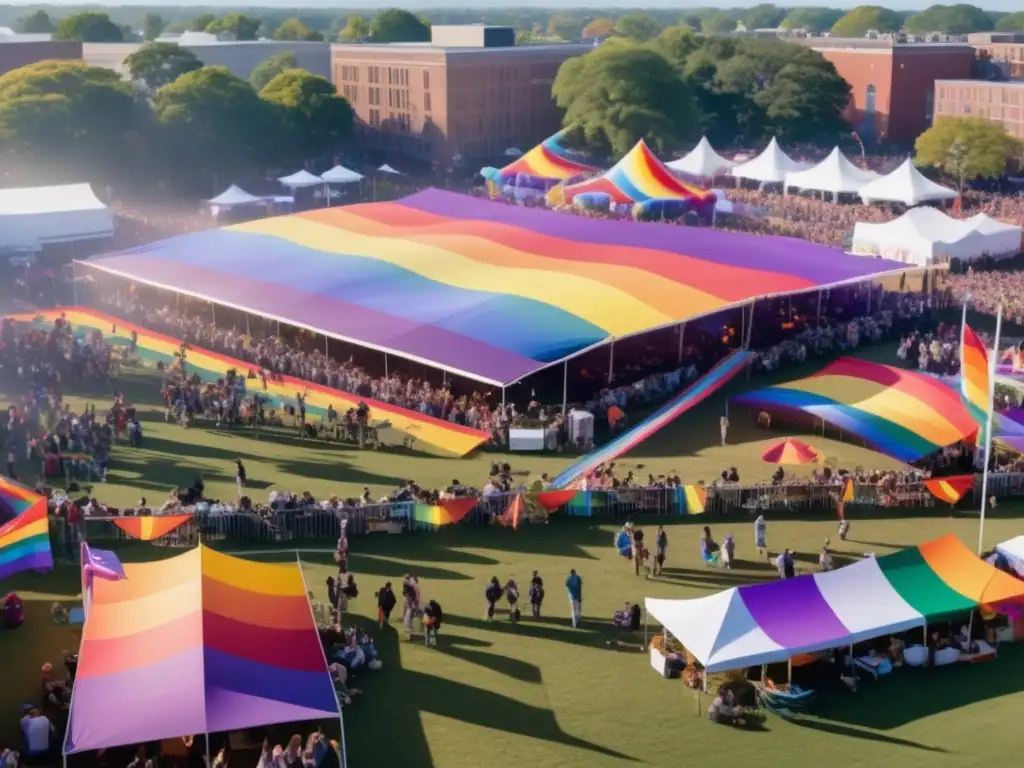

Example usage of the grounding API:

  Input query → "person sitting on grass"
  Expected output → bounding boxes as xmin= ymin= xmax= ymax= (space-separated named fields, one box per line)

xmin=529 ymin=571 xmax=545 ymax=618
xmin=612 ymin=602 xmax=642 ymax=631
xmin=485 ymin=577 xmax=503 ymax=621
xmin=423 ymin=599 xmax=443 ymax=647
xmin=328 ymin=663 xmax=362 ymax=706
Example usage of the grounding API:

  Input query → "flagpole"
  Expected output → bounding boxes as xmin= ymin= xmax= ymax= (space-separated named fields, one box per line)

xmin=977 ymin=303 xmax=1002 ymax=555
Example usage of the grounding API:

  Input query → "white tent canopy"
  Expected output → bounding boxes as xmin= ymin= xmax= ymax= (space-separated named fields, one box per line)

xmin=994 ymin=536 xmax=1024 ymax=576
xmin=858 ymin=159 xmax=958 ymax=206
xmin=666 ymin=137 xmax=734 ymax=178
xmin=784 ymin=147 xmax=880 ymax=197
xmin=278 ymin=170 xmax=324 ymax=189
xmin=207 ymin=185 xmax=265 ymax=207
xmin=852 ymin=207 xmax=1022 ymax=266
xmin=321 ymin=165 xmax=364 ymax=184
xmin=0 ymin=183 xmax=113 ymax=247
xmin=729 ymin=137 xmax=810 ymax=184
xmin=377 ymin=164 xmax=404 ymax=175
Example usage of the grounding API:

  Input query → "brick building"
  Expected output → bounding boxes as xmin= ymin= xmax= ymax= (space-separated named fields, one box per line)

xmin=968 ymin=33 xmax=1024 ymax=80
xmin=331 ymin=26 xmax=590 ymax=166
xmin=0 ymin=37 xmax=82 ymax=77
xmin=934 ymin=79 xmax=1024 ymax=139
xmin=796 ymin=38 xmax=976 ymax=144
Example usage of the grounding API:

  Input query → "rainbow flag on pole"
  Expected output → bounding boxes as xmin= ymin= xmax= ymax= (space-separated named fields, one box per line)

xmin=960 ymin=323 xmax=991 ymax=442
xmin=0 ymin=477 xmax=53 ymax=580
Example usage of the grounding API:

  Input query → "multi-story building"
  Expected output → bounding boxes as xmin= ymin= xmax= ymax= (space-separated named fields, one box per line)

xmin=795 ymin=38 xmax=976 ymax=144
xmin=933 ymin=79 xmax=1024 ymax=139
xmin=968 ymin=33 xmax=1024 ymax=81
xmin=331 ymin=25 xmax=590 ymax=166
xmin=0 ymin=36 xmax=82 ymax=77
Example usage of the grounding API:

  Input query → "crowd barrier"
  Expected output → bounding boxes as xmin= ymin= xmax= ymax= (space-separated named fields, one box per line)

xmin=46 ymin=473 xmax=1024 ymax=554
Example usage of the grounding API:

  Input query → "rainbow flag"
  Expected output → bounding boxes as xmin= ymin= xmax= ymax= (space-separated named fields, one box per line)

xmin=0 ymin=477 xmax=52 ymax=580
xmin=924 ymin=475 xmax=975 ymax=505
xmin=112 ymin=514 xmax=192 ymax=541
xmin=411 ymin=497 xmax=478 ymax=527
xmin=960 ymin=323 xmax=990 ymax=441
xmin=682 ymin=485 xmax=706 ymax=515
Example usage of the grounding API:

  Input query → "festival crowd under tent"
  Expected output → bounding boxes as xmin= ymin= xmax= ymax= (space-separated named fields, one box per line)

xmin=858 ymin=159 xmax=958 ymax=206
xmin=278 ymin=170 xmax=325 ymax=189
xmin=783 ymin=147 xmax=880 ymax=199
xmin=64 ymin=545 xmax=340 ymax=754
xmin=77 ymin=189 xmax=908 ymax=391
xmin=646 ymin=534 xmax=1024 ymax=673
xmin=0 ymin=183 xmax=113 ymax=248
xmin=851 ymin=207 xmax=1023 ymax=266
xmin=733 ymin=357 xmax=978 ymax=463
xmin=482 ymin=130 xmax=600 ymax=197
xmin=559 ymin=139 xmax=716 ymax=217
xmin=666 ymin=137 xmax=735 ymax=178
xmin=729 ymin=138 xmax=811 ymax=185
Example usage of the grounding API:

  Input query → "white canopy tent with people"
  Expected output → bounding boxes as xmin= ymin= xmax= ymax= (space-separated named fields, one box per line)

xmin=666 ymin=137 xmax=734 ymax=178
xmin=784 ymin=147 xmax=880 ymax=199
xmin=729 ymin=138 xmax=811 ymax=185
xmin=857 ymin=159 xmax=958 ymax=206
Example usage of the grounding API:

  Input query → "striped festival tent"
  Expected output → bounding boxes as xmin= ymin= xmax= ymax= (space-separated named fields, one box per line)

xmin=0 ymin=476 xmax=53 ymax=581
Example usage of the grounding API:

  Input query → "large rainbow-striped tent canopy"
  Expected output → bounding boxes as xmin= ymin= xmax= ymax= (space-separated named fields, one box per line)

xmin=81 ymin=190 xmax=907 ymax=386
xmin=64 ymin=546 xmax=338 ymax=753
xmin=647 ymin=534 xmax=1024 ymax=672
xmin=733 ymin=358 xmax=977 ymax=462
xmin=496 ymin=130 xmax=598 ymax=181
xmin=561 ymin=140 xmax=716 ymax=208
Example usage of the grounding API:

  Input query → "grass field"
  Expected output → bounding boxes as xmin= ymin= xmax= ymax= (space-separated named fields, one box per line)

xmin=2 ymin=352 xmax=1024 ymax=767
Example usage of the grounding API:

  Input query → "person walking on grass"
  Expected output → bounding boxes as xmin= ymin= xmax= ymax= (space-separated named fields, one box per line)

xmin=565 ymin=568 xmax=582 ymax=628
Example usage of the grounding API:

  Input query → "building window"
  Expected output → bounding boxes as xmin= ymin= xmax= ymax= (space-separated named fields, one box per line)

xmin=962 ymin=103 xmax=972 ymax=114
xmin=369 ymin=109 xmax=380 ymax=127
xmin=924 ymin=88 xmax=934 ymax=124
xmin=424 ymin=92 xmax=432 ymax=112
xmin=423 ymin=70 xmax=430 ymax=89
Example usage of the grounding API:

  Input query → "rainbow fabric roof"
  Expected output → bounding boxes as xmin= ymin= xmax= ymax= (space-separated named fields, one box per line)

xmin=498 ymin=130 xmax=598 ymax=180
xmin=83 ymin=189 xmax=906 ymax=386
xmin=0 ymin=476 xmax=52 ymax=580
xmin=65 ymin=546 xmax=338 ymax=753
xmin=733 ymin=358 xmax=977 ymax=462
xmin=562 ymin=140 xmax=716 ymax=207
xmin=647 ymin=534 xmax=1024 ymax=672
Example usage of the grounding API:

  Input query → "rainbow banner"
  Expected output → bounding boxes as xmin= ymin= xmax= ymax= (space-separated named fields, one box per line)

xmin=112 ymin=514 xmax=192 ymax=541
xmin=924 ymin=475 xmax=975 ymax=505
xmin=410 ymin=497 xmax=478 ymax=527
xmin=10 ymin=308 xmax=488 ymax=457
xmin=0 ymin=477 xmax=52 ymax=581
xmin=497 ymin=130 xmax=598 ymax=181
xmin=551 ymin=350 xmax=751 ymax=489
xmin=681 ymin=485 xmax=706 ymax=515
xmin=65 ymin=546 xmax=338 ymax=753
xmin=734 ymin=358 xmax=977 ymax=463
xmin=960 ymin=323 xmax=990 ymax=441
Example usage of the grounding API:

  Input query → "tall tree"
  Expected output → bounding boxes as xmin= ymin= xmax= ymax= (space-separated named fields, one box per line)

xmin=581 ymin=17 xmax=615 ymax=39
xmin=614 ymin=12 xmax=664 ymax=42
xmin=905 ymin=4 xmax=993 ymax=35
xmin=916 ymin=116 xmax=1022 ymax=191
xmin=191 ymin=13 xmax=216 ymax=32
xmin=17 ymin=10 xmax=54 ymax=34
xmin=830 ymin=6 xmax=903 ymax=37
xmin=370 ymin=9 xmax=430 ymax=43
xmin=648 ymin=25 xmax=700 ymax=73
xmin=54 ymin=12 xmax=124 ymax=42
xmin=780 ymin=7 xmax=845 ymax=34
xmin=141 ymin=13 xmax=166 ymax=42
xmin=273 ymin=17 xmax=323 ymax=41
xmin=996 ymin=12 xmax=1024 ymax=31
xmin=125 ymin=42 xmax=203 ymax=91
xmin=755 ymin=62 xmax=852 ymax=143
xmin=206 ymin=13 xmax=261 ymax=41
xmin=250 ymin=52 xmax=298 ymax=92
xmin=703 ymin=13 xmax=738 ymax=35
xmin=546 ymin=14 xmax=582 ymax=41
xmin=680 ymin=14 xmax=704 ymax=30
xmin=743 ymin=4 xmax=787 ymax=30
xmin=553 ymin=40 xmax=701 ymax=155
xmin=338 ymin=14 xmax=370 ymax=42
xmin=260 ymin=69 xmax=354 ymax=162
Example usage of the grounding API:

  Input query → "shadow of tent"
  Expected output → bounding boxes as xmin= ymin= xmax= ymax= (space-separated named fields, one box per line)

xmin=789 ymin=717 xmax=949 ymax=752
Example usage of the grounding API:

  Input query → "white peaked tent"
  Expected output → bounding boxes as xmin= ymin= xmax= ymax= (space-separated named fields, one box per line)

xmin=858 ymin=159 xmax=958 ymax=206
xmin=377 ymin=164 xmax=404 ymax=175
xmin=321 ymin=165 xmax=364 ymax=184
xmin=784 ymin=147 xmax=880 ymax=198
xmin=852 ymin=206 xmax=1022 ymax=266
xmin=207 ymin=185 xmax=265 ymax=207
xmin=666 ymin=137 xmax=734 ymax=177
xmin=729 ymin=137 xmax=810 ymax=184
xmin=996 ymin=536 xmax=1024 ymax=576
xmin=278 ymin=170 xmax=324 ymax=189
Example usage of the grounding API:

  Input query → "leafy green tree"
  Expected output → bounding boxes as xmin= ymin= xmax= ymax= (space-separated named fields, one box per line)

xmin=996 ymin=12 xmax=1024 ymax=31
xmin=581 ymin=17 xmax=615 ymax=39
xmin=614 ymin=12 xmax=664 ymax=42
xmin=191 ymin=13 xmax=216 ymax=32
xmin=648 ymin=25 xmax=700 ymax=73
xmin=905 ymin=4 xmax=993 ymax=35
xmin=17 ymin=10 xmax=54 ymax=34
xmin=743 ymin=4 xmax=787 ymax=30
xmin=553 ymin=40 xmax=701 ymax=155
xmin=915 ymin=116 xmax=1023 ymax=191
xmin=370 ymin=9 xmax=430 ymax=43
xmin=546 ymin=14 xmax=581 ymax=40
xmin=273 ymin=17 xmax=323 ymax=41
xmin=755 ymin=62 xmax=851 ymax=142
xmin=781 ymin=7 xmax=845 ymax=34
xmin=141 ymin=13 xmax=166 ymax=41
xmin=681 ymin=14 xmax=704 ymax=30
xmin=206 ymin=13 xmax=261 ymax=41
xmin=703 ymin=13 xmax=738 ymax=35
xmin=125 ymin=42 xmax=203 ymax=91
xmin=54 ymin=12 xmax=124 ymax=42
xmin=338 ymin=14 xmax=370 ymax=41
xmin=831 ymin=6 xmax=903 ymax=37
xmin=250 ymin=52 xmax=298 ymax=92
xmin=260 ymin=69 xmax=354 ymax=161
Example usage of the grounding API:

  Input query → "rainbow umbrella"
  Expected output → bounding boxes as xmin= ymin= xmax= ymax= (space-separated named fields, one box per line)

xmin=761 ymin=438 xmax=820 ymax=464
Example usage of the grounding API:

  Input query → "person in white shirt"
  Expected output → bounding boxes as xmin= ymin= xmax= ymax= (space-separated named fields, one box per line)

xmin=20 ymin=709 xmax=54 ymax=764
xmin=719 ymin=415 xmax=729 ymax=446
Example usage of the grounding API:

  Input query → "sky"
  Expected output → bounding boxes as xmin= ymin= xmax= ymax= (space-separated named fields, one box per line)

xmin=2 ymin=0 xmax=1018 ymax=9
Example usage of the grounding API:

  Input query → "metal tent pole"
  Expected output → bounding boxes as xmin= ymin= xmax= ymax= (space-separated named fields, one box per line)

xmin=677 ymin=323 xmax=685 ymax=365
xmin=608 ymin=342 xmax=614 ymax=384
xmin=204 ymin=733 xmax=211 ymax=768
xmin=384 ymin=353 xmax=389 ymax=377
xmin=562 ymin=360 xmax=568 ymax=416
xmin=72 ymin=261 xmax=79 ymax=305
xmin=816 ymin=289 xmax=823 ymax=327
xmin=211 ymin=303 xmax=216 ymax=328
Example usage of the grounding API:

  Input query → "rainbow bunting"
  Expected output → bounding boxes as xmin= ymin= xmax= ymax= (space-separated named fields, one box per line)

xmin=924 ymin=475 xmax=975 ymax=505
xmin=112 ymin=514 xmax=193 ymax=541
xmin=960 ymin=323 xmax=990 ymax=441
xmin=682 ymin=485 xmax=706 ymax=515
xmin=0 ymin=477 xmax=52 ymax=581
xmin=411 ymin=497 xmax=478 ymax=527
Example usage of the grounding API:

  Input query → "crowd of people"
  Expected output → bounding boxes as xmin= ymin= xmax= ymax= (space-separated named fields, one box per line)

xmin=947 ymin=268 xmax=1024 ymax=326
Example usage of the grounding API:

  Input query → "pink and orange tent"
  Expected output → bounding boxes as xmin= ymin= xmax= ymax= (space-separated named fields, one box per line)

xmin=64 ymin=547 xmax=338 ymax=753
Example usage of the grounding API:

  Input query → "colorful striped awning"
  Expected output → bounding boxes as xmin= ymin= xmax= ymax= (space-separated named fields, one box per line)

xmin=65 ymin=546 xmax=338 ymax=753
xmin=0 ymin=476 xmax=52 ymax=581
xmin=497 ymin=130 xmax=598 ymax=181
xmin=646 ymin=534 xmax=1024 ymax=672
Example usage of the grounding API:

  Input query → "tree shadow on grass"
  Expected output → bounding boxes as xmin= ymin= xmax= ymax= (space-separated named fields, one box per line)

xmin=790 ymin=717 xmax=950 ymax=753
xmin=443 ymin=636 xmax=543 ymax=684
xmin=297 ymin=551 xmax=474 ymax=582
xmin=445 ymin=612 xmax=615 ymax=650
